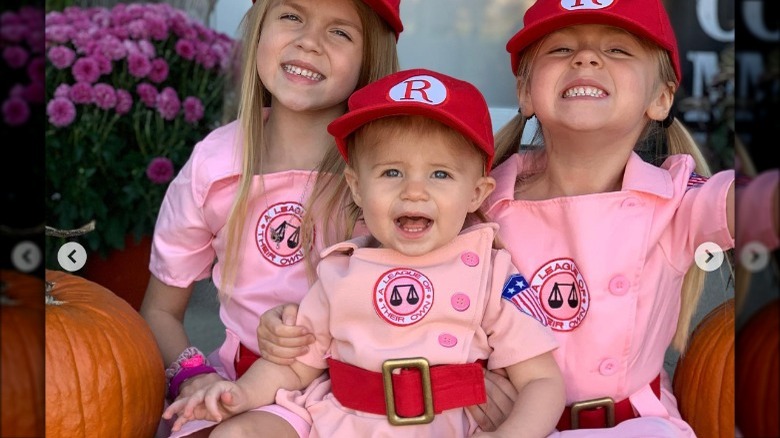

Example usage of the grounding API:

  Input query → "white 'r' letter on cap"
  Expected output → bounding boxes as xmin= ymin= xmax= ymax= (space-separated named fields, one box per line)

xmin=389 ymin=75 xmax=447 ymax=105
xmin=563 ymin=0 xmax=614 ymax=10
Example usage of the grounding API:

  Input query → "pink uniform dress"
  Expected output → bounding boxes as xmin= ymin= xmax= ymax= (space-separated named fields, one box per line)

xmin=283 ymin=223 xmax=559 ymax=438
xmin=151 ymin=120 xmax=328 ymax=438
xmin=485 ymin=152 xmax=735 ymax=437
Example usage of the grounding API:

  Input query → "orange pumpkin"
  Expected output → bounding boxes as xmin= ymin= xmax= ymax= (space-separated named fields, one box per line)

xmin=673 ymin=298 xmax=734 ymax=437
xmin=735 ymin=298 xmax=779 ymax=438
xmin=45 ymin=269 xmax=166 ymax=438
xmin=1 ymin=270 xmax=45 ymax=437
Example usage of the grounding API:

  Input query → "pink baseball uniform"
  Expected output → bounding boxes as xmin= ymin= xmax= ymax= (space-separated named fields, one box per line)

xmin=485 ymin=152 xmax=735 ymax=437
xmin=151 ymin=120 xmax=328 ymax=437
xmin=282 ymin=223 xmax=559 ymax=437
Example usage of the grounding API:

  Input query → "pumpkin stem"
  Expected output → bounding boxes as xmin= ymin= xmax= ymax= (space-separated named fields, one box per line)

xmin=45 ymin=221 xmax=96 ymax=238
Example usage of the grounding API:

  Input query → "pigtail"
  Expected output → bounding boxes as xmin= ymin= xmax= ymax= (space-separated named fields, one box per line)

xmin=493 ymin=113 xmax=528 ymax=168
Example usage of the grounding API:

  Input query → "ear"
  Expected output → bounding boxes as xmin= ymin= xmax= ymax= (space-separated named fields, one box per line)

xmin=516 ymin=76 xmax=534 ymax=118
xmin=647 ymin=81 xmax=675 ymax=121
xmin=468 ymin=176 xmax=496 ymax=213
xmin=344 ymin=165 xmax=363 ymax=208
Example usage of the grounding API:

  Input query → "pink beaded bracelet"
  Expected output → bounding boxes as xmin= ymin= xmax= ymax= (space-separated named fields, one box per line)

xmin=165 ymin=347 xmax=216 ymax=401
xmin=167 ymin=364 xmax=217 ymax=401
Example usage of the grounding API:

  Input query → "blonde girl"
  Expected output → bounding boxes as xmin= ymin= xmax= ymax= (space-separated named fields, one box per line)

xmin=140 ymin=0 xmax=401 ymax=437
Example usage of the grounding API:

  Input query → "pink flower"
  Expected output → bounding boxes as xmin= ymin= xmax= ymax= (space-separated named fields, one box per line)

xmin=183 ymin=96 xmax=204 ymax=124
xmin=71 ymin=56 xmax=101 ymax=83
xmin=146 ymin=157 xmax=174 ymax=184
xmin=2 ymin=97 xmax=30 ymax=126
xmin=54 ymin=83 xmax=71 ymax=98
xmin=115 ymin=89 xmax=133 ymax=115
xmin=3 ymin=46 xmax=29 ymax=69
xmin=147 ymin=58 xmax=169 ymax=83
xmin=136 ymin=82 xmax=158 ymax=107
xmin=47 ymin=45 xmax=76 ymax=69
xmin=69 ymin=82 xmax=94 ymax=104
xmin=46 ymin=97 xmax=77 ymax=127
xmin=156 ymin=86 xmax=180 ymax=120
xmin=127 ymin=52 xmax=151 ymax=79
xmin=174 ymin=38 xmax=195 ymax=60
xmin=93 ymin=83 xmax=117 ymax=110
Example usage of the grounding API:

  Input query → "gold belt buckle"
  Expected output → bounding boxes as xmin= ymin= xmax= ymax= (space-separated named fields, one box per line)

xmin=381 ymin=357 xmax=435 ymax=426
xmin=570 ymin=397 xmax=615 ymax=429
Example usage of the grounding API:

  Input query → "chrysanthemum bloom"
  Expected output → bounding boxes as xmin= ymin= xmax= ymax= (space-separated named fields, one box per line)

xmin=2 ymin=96 xmax=30 ymax=126
xmin=156 ymin=86 xmax=180 ymax=120
xmin=68 ymin=82 xmax=93 ymax=104
xmin=47 ymin=45 xmax=75 ymax=69
xmin=136 ymin=82 xmax=158 ymax=108
xmin=115 ymin=89 xmax=133 ymax=115
xmin=127 ymin=51 xmax=152 ymax=79
xmin=93 ymin=83 xmax=117 ymax=110
xmin=71 ymin=56 xmax=101 ymax=83
xmin=148 ymin=58 xmax=169 ymax=83
xmin=183 ymin=96 xmax=203 ymax=124
xmin=146 ymin=157 xmax=174 ymax=184
xmin=46 ymin=97 xmax=76 ymax=127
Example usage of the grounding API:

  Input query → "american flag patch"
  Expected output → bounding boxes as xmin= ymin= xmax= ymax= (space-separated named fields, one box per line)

xmin=686 ymin=172 xmax=708 ymax=190
xmin=502 ymin=274 xmax=547 ymax=326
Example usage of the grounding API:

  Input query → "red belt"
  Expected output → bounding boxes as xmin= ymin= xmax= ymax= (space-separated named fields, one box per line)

xmin=234 ymin=343 xmax=260 ymax=378
xmin=557 ymin=374 xmax=661 ymax=430
xmin=327 ymin=357 xmax=487 ymax=425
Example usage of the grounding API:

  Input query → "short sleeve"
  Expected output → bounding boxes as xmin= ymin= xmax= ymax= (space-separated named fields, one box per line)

xmin=482 ymin=250 xmax=558 ymax=370
xmin=668 ymin=168 xmax=735 ymax=268
xmin=149 ymin=151 xmax=216 ymax=287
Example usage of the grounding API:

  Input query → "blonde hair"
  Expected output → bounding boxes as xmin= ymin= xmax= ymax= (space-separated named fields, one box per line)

xmin=496 ymin=35 xmax=722 ymax=352
xmin=220 ymin=0 xmax=400 ymax=294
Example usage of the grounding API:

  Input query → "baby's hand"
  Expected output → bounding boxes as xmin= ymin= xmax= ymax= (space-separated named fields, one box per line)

xmin=162 ymin=381 xmax=246 ymax=432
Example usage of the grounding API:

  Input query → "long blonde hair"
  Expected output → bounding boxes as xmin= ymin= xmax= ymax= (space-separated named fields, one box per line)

xmin=495 ymin=37 xmax=721 ymax=352
xmin=221 ymin=0 xmax=400 ymax=293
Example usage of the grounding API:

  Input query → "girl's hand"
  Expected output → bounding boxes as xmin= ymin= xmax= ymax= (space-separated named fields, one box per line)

xmin=467 ymin=368 xmax=518 ymax=432
xmin=256 ymin=303 xmax=315 ymax=365
xmin=163 ymin=381 xmax=246 ymax=432
xmin=178 ymin=371 xmax=225 ymax=399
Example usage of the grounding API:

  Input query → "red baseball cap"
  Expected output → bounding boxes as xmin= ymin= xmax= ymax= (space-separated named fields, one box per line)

xmin=328 ymin=68 xmax=495 ymax=173
xmin=251 ymin=0 xmax=403 ymax=39
xmin=506 ymin=0 xmax=681 ymax=82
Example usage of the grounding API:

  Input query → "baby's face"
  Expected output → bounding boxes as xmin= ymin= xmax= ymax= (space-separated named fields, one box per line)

xmin=345 ymin=127 xmax=494 ymax=256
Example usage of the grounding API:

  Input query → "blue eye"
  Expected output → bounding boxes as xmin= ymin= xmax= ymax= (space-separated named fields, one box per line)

xmin=432 ymin=170 xmax=450 ymax=179
xmin=382 ymin=169 xmax=400 ymax=177
xmin=280 ymin=13 xmax=301 ymax=22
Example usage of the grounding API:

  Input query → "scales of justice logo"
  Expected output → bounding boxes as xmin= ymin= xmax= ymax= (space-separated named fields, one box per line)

xmin=256 ymin=201 xmax=306 ymax=267
xmin=373 ymin=268 xmax=434 ymax=326
xmin=529 ymin=258 xmax=590 ymax=332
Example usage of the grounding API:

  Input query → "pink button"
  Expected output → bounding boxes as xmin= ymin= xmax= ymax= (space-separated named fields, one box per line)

xmin=608 ymin=275 xmax=630 ymax=296
xmin=599 ymin=358 xmax=619 ymax=376
xmin=451 ymin=293 xmax=471 ymax=311
xmin=621 ymin=197 xmax=642 ymax=208
xmin=461 ymin=251 xmax=479 ymax=267
xmin=438 ymin=333 xmax=458 ymax=348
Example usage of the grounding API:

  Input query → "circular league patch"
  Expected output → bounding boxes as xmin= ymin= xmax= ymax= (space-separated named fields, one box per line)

xmin=529 ymin=258 xmax=589 ymax=332
xmin=373 ymin=268 xmax=434 ymax=326
xmin=255 ymin=201 xmax=306 ymax=267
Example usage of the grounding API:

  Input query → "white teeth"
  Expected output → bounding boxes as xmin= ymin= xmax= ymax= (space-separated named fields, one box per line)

xmin=563 ymin=86 xmax=605 ymax=98
xmin=283 ymin=64 xmax=324 ymax=81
